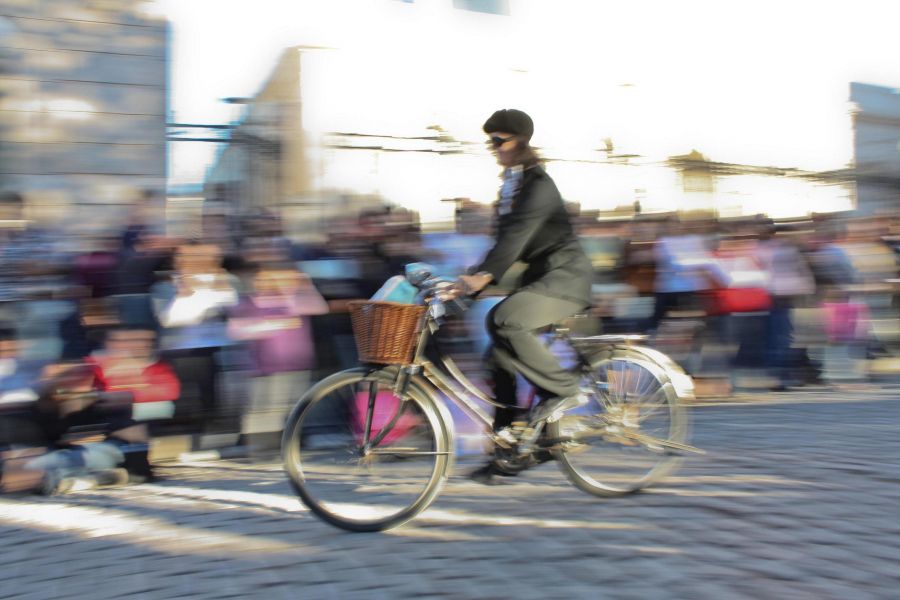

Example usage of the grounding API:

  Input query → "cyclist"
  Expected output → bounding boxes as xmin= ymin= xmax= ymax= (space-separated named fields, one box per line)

xmin=456 ymin=109 xmax=593 ymax=483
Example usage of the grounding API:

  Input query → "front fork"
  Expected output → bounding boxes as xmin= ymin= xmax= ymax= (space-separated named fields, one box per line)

xmin=360 ymin=365 xmax=418 ymax=455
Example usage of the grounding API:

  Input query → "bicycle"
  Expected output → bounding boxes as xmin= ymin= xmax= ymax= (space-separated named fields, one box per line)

xmin=282 ymin=266 xmax=702 ymax=532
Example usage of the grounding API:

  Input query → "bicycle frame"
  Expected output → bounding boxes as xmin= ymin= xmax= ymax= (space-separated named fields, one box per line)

xmin=368 ymin=296 xmax=695 ymax=452
xmin=386 ymin=303 xmax=608 ymax=439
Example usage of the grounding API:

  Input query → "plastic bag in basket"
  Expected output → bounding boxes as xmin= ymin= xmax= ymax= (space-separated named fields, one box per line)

xmin=370 ymin=275 xmax=418 ymax=304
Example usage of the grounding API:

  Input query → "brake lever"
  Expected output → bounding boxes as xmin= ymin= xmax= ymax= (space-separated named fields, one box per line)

xmin=433 ymin=282 xmax=470 ymax=313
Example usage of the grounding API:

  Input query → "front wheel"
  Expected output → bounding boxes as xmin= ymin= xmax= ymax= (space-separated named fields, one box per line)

xmin=282 ymin=368 xmax=452 ymax=531
xmin=547 ymin=350 xmax=688 ymax=496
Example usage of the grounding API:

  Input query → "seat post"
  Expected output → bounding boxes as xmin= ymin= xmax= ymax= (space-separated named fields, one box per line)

xmin=550 ymin=312 xmax=590 ymax=340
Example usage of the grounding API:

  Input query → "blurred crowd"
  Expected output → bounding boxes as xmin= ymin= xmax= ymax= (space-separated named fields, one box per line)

xmin=0 ymin=188 xmax=897 ymax=495
xmin=580 ymin=210 xmax=900 ymax=394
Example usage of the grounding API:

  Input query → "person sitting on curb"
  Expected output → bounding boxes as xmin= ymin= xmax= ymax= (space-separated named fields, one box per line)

xmin=88 ymin=327 xmax=180 ymax=422
xmin=3 ymin=362 xmax=147 ymax=495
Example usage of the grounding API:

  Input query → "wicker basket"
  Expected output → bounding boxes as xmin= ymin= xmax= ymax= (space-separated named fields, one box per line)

xmin=347 ymin=301 xmax=427 ymax=365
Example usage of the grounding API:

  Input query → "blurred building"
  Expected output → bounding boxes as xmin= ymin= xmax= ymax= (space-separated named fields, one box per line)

xmin=0 ymin=0 xmax=167 ymax=230
xmin=667 ymin=150 xmax=855 ymax=220
xmin=204 ymin=49 xmax=304 ymax=219
xmin=851 ymin=82 xmax=900 ymax=216
xmin=202 ymin=0 xmax=855 ymax=231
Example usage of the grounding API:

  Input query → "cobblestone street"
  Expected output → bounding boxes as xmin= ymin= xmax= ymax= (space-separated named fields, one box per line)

xmin=2 ymin=392 xmax=899 ymax=599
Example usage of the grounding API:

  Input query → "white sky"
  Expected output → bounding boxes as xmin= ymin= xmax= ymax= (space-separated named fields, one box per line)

xmin=151 ymin=0 xmax=900 ymax=187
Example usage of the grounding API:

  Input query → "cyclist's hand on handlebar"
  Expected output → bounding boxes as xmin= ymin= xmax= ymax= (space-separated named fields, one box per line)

xmin=433 ymin=281 xmax=472 ymax=313
xmin=457 ymin=273 xmax=492 ymax=296
xmin=435 ymin=281 xmax=464 ymax=302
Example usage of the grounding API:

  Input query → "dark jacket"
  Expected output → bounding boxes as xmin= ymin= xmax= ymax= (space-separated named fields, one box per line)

xmin=475 ymin=165 xmax=592 ymax=306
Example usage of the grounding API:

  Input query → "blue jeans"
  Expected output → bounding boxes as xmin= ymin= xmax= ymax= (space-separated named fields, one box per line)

xmin=25 ymin=441 xmax=125 ymax=484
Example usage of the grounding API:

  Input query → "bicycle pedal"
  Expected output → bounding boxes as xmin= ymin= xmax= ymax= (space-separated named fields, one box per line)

xmin=494 ymin=428 xmax=518 ymax=446
xmin=517 ymin=423 xmax=544 ymax=455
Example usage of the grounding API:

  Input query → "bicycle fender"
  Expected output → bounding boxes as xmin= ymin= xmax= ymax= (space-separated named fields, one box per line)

xmin=619 ymin=345 xmax=695 ymax=400
xmin=584 ymin=346 xmax=695 ymax=401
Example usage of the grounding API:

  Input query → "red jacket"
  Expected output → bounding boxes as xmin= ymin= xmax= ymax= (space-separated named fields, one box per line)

xmin=87 ymin=356 xmax=180 ymax=404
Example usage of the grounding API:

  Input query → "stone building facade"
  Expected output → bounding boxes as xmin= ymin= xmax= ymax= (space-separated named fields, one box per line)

xmin=851 ymin=82 xmax=900 ymax=216
xmin=0 ymin=0 xmax=167 ymax=230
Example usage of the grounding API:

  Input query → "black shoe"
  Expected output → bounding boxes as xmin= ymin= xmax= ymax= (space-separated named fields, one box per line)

xmin=468 ymin=464 xmax=507 ymax=486
xmin=532 ymin=449 xmax=555 ymax=464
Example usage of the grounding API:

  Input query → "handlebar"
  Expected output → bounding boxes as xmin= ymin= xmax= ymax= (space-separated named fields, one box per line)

xmin=404 ymin=263 xmax=470 ymax=317
xmin=421 ymin=277 xmax=470 ymax=316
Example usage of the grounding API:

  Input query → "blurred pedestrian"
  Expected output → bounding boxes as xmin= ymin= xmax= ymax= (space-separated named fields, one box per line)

xmin=756 ymin=221 xmax=816 ymax=389
xmin=0 ymin=326 xmax=47 ymax=465
xmin=152 ymin=243 xmax=238 ymax=433
xmin=709 ymin=220 xmax=772 ymax=377
xmin=114 ymin=233 xmax=175 ymax=330
xmin=3 ymin=361 xmax=144 ymax=495
xmin=651 ymin=216 xmax=719 ymax=330
xmin=87 ymin=327 xmax=180 ymax=422
xmin=228 ymin=267 xmax=327 ymax=456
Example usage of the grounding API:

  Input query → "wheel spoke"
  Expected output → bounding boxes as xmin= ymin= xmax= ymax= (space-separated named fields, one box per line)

xmin=633 ymin=362 xmax=645 ymax=397
xmin=632 ymin=387 xmax=667 ymax=423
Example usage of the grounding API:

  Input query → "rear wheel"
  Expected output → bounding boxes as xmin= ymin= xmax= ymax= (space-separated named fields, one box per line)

xmin=548 ymin=350 xmax=687 ymax=496
xmin=282 ymin=368 xmax=451 ymax=531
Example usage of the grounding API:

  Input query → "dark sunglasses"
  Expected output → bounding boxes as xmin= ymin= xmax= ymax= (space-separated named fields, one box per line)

xmin=488 ymin=135 xmax=515 ymax=148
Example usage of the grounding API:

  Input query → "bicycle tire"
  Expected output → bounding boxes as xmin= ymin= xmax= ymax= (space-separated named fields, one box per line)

xmin=548 ymin=348 xmax=688 ymax=497
xmin=282 ymin=367 xmax=452 ymax=532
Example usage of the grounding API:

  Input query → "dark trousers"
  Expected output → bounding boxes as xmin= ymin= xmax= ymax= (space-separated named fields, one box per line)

xmin=766 ymin=298 xmax=794 ymax=385
xmin=652 ymin=291 xmax=697 ymax=330
xmin=0 ymin=409 xmax=47 ymax=450
xmin=167 ymin=348 xmax=219 ymax=432
xmin=486 ymin=291 xmax=585 ymax=430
